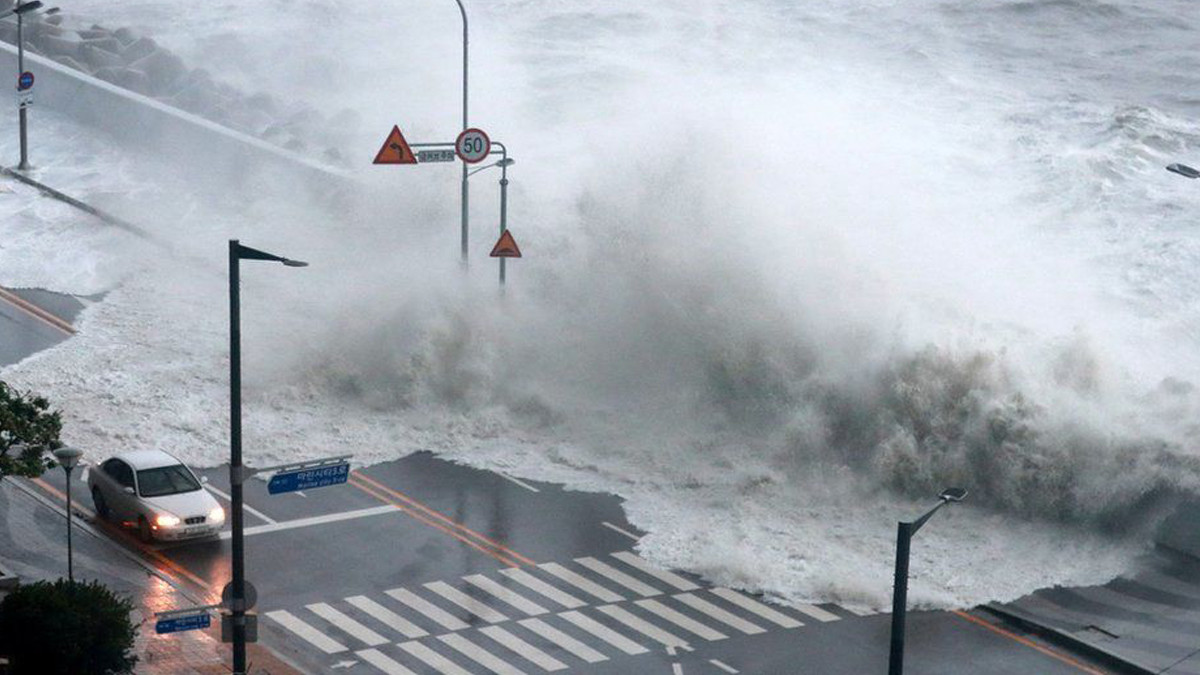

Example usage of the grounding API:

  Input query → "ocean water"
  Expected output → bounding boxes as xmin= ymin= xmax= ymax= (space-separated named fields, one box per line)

xmin=4 ymin=0 xmax=1200 ymax=609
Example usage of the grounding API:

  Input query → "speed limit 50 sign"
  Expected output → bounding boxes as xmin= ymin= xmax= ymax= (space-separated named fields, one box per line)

xmin=455 ymin=128 xmax=491 ymax=164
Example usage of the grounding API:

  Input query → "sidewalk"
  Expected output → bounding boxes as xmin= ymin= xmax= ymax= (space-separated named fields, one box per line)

xmin=0 ymin=477 xmax=299 ymax=674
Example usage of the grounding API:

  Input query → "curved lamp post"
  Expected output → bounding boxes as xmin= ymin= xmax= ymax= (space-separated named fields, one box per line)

xmin=228 ymin=240 xmax=307 ymax=675
xmin=467 ymin=149 xmax=514 ymax=285
xmin=51 ymin=445 xmax=82 ymax=581
xmin=888 ymin=486 xmax=968 ymax=675
xmin=450 ymin=0 xmax=470 ymax=265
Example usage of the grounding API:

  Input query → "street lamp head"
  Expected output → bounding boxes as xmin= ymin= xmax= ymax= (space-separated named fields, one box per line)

xmin=281 ymin=259 xmax=308 ymax=268
xmin=43 ymin=6 xmax=60 ymax=14
xmin=938 ymin=487 xmax=968 ymax=503
xmin=52 ymin=446 xmax=83 ymax=470
xmin=14 ymin=1 xmax=44 ymax=14
xmin=497 ymin=158 xmax=515 ymax=167
xmin=1166 ymin=163 xmax=1200 ymax=180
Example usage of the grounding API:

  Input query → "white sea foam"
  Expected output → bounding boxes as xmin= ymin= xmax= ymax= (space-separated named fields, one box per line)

xmin=5 ymin=0 xmax=1200 ymax=610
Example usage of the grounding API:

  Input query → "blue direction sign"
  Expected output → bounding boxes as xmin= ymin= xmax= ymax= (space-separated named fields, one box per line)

xmin=268 ymin=462 xmax=350 ymax=495
xmin=156 ymin=612 xmax=211 ymax=635
xmin=17 ymin=72 xmax=33 ymax=91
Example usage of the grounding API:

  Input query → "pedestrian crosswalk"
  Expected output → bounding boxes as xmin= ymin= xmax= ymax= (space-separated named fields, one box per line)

xmin=264 ymin=550 xmax=870 ymax=674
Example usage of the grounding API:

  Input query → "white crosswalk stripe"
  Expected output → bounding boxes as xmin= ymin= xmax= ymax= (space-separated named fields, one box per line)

xmin=635 ymin=599 xmax=728 ymax=641
xmin=440 ymin=632 xmax=527 ymax=675
xmin=674 ymin=593 xmax=766 ymax=634
xmin=357 ymin=648 xmax=420 ymax=675
xmin=612 ymin=552 xmax=699 ymax=591
xmin=386 ymin=588 xmax=471 ymax=631
xmin=559 ymin=610 xmax=650 ymax=655
xmin=399 ymin=640 xmax=473 ymax=675
xmin=710 ymin=588 xmax=803 ymax=628
xmin=426 ymin=581 xmax=511 ymax=623
xmin=500 ymin=568 xmax=587 ymax=609
xmin=265 ymin=609 xmax=347 ymax=654
xmin=346 ymin=595 xmax=429 ymax=639
xmin=791 ymin=603 xmax=841 ymax=623
xmin=576 ymin=557 xmax=660 ymax=597
xmin=307 ymin=602 xmax=388 ymax=646
xmin=466 ymin=574 xmax=550 ymax=615
xmin=540 ymin=562 xmax=624 ymax=603
xmin=480 ymin=625 xmax=569 ymax=671
xmin=595 ymin=605 xmax=690 ymax=648
xmin=517 ymin=618 xmax=608 ymax=664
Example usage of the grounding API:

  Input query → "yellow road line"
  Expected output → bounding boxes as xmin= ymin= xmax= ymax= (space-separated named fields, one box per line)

xmin=0 ymin=285 xmax=74 ymax=335
xmin=952 ymin=610 xmax=1109 ymax=675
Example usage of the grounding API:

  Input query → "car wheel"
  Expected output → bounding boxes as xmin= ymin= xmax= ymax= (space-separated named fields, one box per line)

xmin=138 ymin=516 xmax=154 ymax=544
xmin=91 ymin=487 xmax=109 ymax=519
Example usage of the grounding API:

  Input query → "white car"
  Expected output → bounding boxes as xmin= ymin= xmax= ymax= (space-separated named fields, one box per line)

xmin=87 ymin=449 xmax=225 ymax=542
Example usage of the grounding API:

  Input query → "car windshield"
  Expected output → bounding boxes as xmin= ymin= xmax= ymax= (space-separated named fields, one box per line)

xmin=137 ymin=464 xmax=201 ymax=497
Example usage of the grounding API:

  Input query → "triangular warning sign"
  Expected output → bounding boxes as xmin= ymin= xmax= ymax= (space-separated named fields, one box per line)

xmin=372 ymin=125 xmax=417 ymax=165
xmin=490 ymin=230 xmax=522 ymax=258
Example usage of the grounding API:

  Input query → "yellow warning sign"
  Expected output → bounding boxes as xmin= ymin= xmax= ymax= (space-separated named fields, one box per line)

xmin=373 ymin=126 xmax=418 ymax=165
xmin=490 ymin=230 xmax=522 ymax=258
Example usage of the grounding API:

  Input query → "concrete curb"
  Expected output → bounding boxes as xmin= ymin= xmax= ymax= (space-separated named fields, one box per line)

xmin=980 ymin=603 xmax=1153 ymax=675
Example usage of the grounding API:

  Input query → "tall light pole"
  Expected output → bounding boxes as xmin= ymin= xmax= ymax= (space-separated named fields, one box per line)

xmin=888 ymin=486 xmax=968 ymax=675
xmin=3 ymin=0 xmax=42 ymax=171
xmin=51 ymin=445 xmax=82 ymax=582
xmin=452 ymin=0 xmax=470 ymax=265
xmin=228 ymin=240 xmax=307 ymax=675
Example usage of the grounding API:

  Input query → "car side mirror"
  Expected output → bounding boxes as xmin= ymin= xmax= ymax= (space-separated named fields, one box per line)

xmin=123 ymin=486 xmax=135 ymax=495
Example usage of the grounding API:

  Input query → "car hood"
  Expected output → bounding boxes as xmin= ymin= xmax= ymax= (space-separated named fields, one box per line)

xmin=142 ymin=490 xmax=219 ymax=518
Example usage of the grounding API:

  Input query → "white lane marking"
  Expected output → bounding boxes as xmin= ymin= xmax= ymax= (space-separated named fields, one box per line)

xmin=218 ymin=505 xmax=398 ymax=539
xmin=792 ymin=603 xmax=840 ymax=623
xmin=500 ymin=568 xmax=586 ymax=609
xmin=709 ymin=589 xmax=802 ymax=628
xmin=576 ymin=557 xmax=660 ymax=597
xmin=439 ymin=632 xmax=527 ymax=675
xmin=601 ymin=522 xmax=640 ymax=541
xmin=307 ymin=603 xmax=388 ymax=647
xmin=399 ymin=640 xmax=473 ymax=675
xmin=595 ymin=605 xmax=690 ymax=649
xmin=674 ymin=593 xmax=765 ymax=634
xmin=612 ymin=552 xmax=699 ymax=591
xmin=540 ymin=563 xmax=624 ymax=603
xmin=710 ymin=659 xmax=739 ymax=673
xmin=204 ymin=484 xmax=277 ymax=524
xmin=265 ymin=609 xmax=347 ymax=654
xmin=480 ymin=625 xmax=569 ymax=671
xmin=843 ymin=606 xmax=874 ymax=617
xmin=559 ymin=610 xmax=649 ymax=655
xmin=345 ymin=595 xmax=429 ymax=639
xmin=500 ymin=473 xmax=541 ymax=493
xmin=673 ymin=664 xmax=684 ymax=675
xmin=386 ymin=588 xmax=470 ymax=631
xmin=465 ymin=574 xmax=549 ymax=615
xmin=635 ymin=599 xmax=727 ymax=641
xmin=357 ymin=648 xmax=419 ymax=675
xmin=425 ymin=581 xmax=510 ymax=623
xmin=518 ymin=618 xmax=607 ymax=664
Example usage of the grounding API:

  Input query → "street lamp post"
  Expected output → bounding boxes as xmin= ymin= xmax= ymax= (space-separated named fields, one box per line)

xmin=452 ymin=0 xmax=470 ymax=265
xmin=228 ymin=240 xmax=307 ymax=675
xmin=888 ymin=486 xmax=968 ymax=675
xmin=51 ymin=445 xmax=82 ymax=582
xmin=3 ymin=0 xmax=43 ymax=171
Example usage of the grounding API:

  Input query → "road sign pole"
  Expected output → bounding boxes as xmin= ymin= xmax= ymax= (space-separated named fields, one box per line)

xmin=16 ymin=12 xmax=28 ymax=172
xmin=228 ymin=241 xmax=247 ymax=675
xmin=499 ymin=162 xmax=509 ymax=287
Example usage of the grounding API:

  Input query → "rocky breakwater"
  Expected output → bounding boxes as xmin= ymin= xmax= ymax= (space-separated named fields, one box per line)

xmin=0 ymin=1 xmax=357 ymax=166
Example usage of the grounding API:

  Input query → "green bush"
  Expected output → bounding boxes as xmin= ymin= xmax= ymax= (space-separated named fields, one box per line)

xmin=0 ymin=380 xmax=63 ymax=480
xmin=0 ymin=579 xmax=138 ymax=674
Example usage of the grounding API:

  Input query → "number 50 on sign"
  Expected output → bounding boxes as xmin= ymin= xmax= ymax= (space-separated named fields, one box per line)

xmin=456 ymin=128 xmax=491 ymax=164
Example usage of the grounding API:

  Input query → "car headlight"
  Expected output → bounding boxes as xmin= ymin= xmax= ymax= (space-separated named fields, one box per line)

xmin=209 ymin=507 xmax=225 ymax=523
xmin=155 ymin=514 xmax=180 ymax=528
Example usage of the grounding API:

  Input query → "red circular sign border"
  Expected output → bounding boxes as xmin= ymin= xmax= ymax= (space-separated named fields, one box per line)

xmin=455 ymin=127 xmax=491 ymax=164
